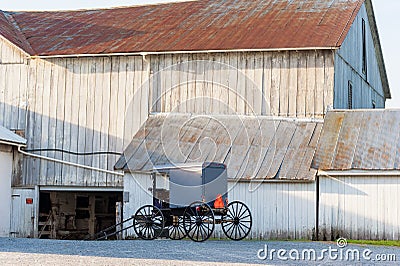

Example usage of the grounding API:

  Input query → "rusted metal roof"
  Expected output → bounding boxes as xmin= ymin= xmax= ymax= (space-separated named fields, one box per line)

xmin=0 ymin=11 xmax=34 ymax=54
xmin=312 ymin=110 xmax=400 ymax=171
xmin=115 ymin=113 xmax=322 ymax=181
xmin=1 ymin=0 xmax=363 ymax=56
xmin=0 ymin=125 xmax=27 ymax=146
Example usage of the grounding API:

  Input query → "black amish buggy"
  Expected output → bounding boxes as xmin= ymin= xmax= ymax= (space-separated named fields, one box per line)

xmin=133 ymin=162 xmax=252 ymax=242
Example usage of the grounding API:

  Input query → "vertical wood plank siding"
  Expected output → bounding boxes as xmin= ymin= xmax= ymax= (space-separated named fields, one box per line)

xmin=151 ymin=51 xmax=335 ymax=117
xmin=1 ymin=41 xmax=336 ymax=187
xmin=319 ymin=176 xmax=400 ymax=241
xmin=10 ymin=188 xmax=36 ymax=238
xmin=334 ymin=4 xmax=385 ymax=109
xmin=122 ymin=173 xmax=316 ymax=240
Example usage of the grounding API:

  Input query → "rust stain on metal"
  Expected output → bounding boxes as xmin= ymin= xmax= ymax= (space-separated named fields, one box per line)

xmin=1 ymin=0 xmax=363 ymax=56
xmin=312 ymin=110 xmax=400 ymax=171
xmin=116 ymin=113 xmax=323 ymax=181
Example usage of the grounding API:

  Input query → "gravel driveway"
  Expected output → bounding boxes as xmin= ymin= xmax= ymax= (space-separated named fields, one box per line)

xmin=0 ymin=238 xmax=399 ymax=265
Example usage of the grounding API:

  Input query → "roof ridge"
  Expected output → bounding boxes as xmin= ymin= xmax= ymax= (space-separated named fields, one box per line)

xmin=4 ymin=0 xmax=198 ymax=13
xmin=1 ymin=11 xmax=35 ymax=55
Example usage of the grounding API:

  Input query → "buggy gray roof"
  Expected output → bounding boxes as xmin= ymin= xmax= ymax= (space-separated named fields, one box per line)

xmin=0 ymin=125 xmax=26 ymax=146
xmin=312 ymin=109 xmax=400 ymax=171
xmin=115 ymin=113 xmax=322 ymax=181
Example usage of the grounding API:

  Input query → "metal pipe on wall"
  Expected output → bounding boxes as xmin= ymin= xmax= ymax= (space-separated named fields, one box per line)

xmin=17 ymin=146 xmax=124 ymax=177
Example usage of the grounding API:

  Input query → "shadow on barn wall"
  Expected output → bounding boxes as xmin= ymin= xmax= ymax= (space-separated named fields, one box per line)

xmin=0 ymin=102 xmax=125 ymax=187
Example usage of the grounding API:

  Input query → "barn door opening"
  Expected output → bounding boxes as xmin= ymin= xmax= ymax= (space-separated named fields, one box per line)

xmin=38 ymin=191 xmax=122 ymax=240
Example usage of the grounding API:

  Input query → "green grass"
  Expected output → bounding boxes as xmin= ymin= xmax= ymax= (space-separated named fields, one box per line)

xmin=347 ymin=240 xmax=400 ymax=247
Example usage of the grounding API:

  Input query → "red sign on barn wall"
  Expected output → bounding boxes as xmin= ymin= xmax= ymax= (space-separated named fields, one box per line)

xmin=26 ymin=198 xmax=33 ymax=204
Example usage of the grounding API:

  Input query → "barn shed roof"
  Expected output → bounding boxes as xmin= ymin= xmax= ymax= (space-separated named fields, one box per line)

xmin=0 ymin=125 xmax=27 ymax=146
xmin=115 ymin=113 xmax=322 ymax=181
xmin=312 ymin=109 xmax=400 ymax=171
xmin=0 ymin=0 xmax=364 ymax=56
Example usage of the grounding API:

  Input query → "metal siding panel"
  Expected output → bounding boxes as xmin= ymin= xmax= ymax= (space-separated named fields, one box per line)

xmin=121 ymin=114 xmax=320 ymax=180
xmin=331 ymin=111 xmax=363 ymax=170
xmin=354 ymin=111 xmax=383 ymax=169
xmin=373 ymin=110 xmax=400 ymax=169
xmin=280 ymin=122 xmax=316 ymax=180
xmin=312 ymin=111 xmax=345 ymax=169
xmin=315 ymin=110 xmax=400 ymax=171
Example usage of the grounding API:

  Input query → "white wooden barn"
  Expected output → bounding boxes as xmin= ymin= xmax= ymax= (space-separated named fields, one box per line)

xmin=0 ymin=0 xmax=393 ymax=239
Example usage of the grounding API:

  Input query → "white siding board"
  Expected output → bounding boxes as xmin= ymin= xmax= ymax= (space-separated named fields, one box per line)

xmin=306 ymin=53 xmax=316 ymax=118
xmin=101 ymin=57 xmax=111 ymax=187
xmin=180 ymin=54 xmax=189 ymax=113
xmin=319 ymin=175 xmax=400 ymax=241
xmin=237 ymin=53 xmax=247 ymax=115
xmin=253 ymin=54 xmax=263 ymax=115
xmin=228 ymin=53 xmax=238 ymax=114
xmin=108 ymin=57 xmax=119 ymax=186
xmin=84 ymin=59 xmax=96 ymax=185
xmin=297 ymin=52 xmax=307 ymax=118
xmin=33 ymin=60 xmax=44 ymax=184
xmin=187 ymin=54 xmax=196 ymax=114
xmin=288 ymin=52 xmax=298 ymax=117
xmin=315 ymin=52 xmax=325 ymax=118
xmin=122 ymin=173 xmax=153 ymax=238
xmin=245 ymin=54 xmax=255 ymax=114
xmin=123 ymin=56 xmax=136 ymax=148
xmin=46 ymin=60 xmax=57 ymax=185
xmin=279 ymin=52 xmax=289 ymax=117
xmin=262 ymin=53 xmax=272 ymax=116
xmin=78 ymin=58 xmax=89 ymax=185
xmin=40 ymin=61 xmax=52 ymax=184
xmin=91 ymin=58 xmax=104 ymax=186
xmin=117 ymin=57 xmax=127 ymax=157
xmin=163 ymin=55 xmax=173 ymax=113
xmin=271 ymin=53 xmax=281 ymax=116
xmin=170 ymin=54 xmax=181 ymax=113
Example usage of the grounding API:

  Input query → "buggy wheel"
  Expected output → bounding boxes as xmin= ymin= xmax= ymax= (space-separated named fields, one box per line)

xmin=168 ymin=216 xmax=186 ymax=240
xmin=221 ymin=201 xmax=252 ymax=241
xmin=133 ymin=205 xmax=164 ymax=240
xmin=183 ymin=201 xmax=215 ymax=242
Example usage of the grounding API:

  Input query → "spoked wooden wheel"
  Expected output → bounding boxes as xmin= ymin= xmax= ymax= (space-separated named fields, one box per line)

xmin=133 ymin=205 xmax=164 ymax=240
xmin=221 ymin=201 xmax=252 ymax=241
xmin=183 ymin=201 xmax=215 ymax=242
xmin=168 ymin=216 xmax=186 ymax=240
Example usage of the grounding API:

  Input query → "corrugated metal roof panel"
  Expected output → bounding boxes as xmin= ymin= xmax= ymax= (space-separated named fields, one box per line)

xmin=117 ymin=114 xmax=322 ymax=181
xmin=0 ymin=125 xmax=27 ymax=146
xmin=312 ymin=110 xmax=400 ymax=171
xmin=1 ymin=0 xmax=363 ymax=56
